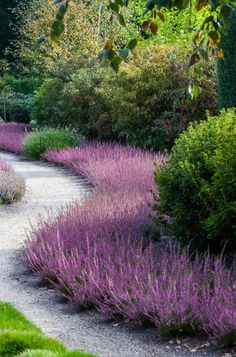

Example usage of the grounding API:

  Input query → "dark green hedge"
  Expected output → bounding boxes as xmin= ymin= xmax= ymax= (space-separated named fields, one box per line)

xmin=217 ymin=9 xmax=236 ymax=109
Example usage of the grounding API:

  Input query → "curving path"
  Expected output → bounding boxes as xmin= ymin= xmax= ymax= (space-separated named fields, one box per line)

xmin=0 ymin=151 xmax=223 ymax=357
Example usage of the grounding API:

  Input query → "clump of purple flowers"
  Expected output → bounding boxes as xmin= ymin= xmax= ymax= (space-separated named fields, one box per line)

xmin=0 ymin=122 xmax=31 ymax=154
xmin=0 ymin=158 xmax=13 ymax=171
xmin=26 ymin=141 xmax=236 ymax=346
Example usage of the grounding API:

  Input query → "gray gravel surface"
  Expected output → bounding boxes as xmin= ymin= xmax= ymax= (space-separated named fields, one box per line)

xmin=0 ymin=151 xmax=227 ymax=357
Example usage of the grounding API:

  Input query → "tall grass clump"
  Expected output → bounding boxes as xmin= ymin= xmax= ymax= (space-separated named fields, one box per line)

xmin=0 ymin=122 xmax=31 ymax=154
xmin=0 ymin=157 xmax=25 ymax=204
xmin=0 ymin=302 xmax=96 ymax=357
xmin=26 ymin=141 xmax=236 ymax=346
xmin=23 ymin=129 xmax=77 ymax=160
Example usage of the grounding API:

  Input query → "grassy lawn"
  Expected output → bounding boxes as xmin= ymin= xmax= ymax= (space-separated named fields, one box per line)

xmin=0 ymin=302 xmax=96 ymax=357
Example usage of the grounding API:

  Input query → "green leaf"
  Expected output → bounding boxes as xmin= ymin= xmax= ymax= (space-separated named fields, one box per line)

xmin=188 ymin=82 xmax=200 ymax=100
xmin=50 ymin=19 xmax=65 ymax=40
xmin=201 ymin=15 xmax=214 ymax=30
xmin=110 ymin=56 xmax=122 ymax=72
xmin=110 ymin=2 xmax=119 ymax=13
xmin=116 ymin=13 xmax=126 ymax=26
xmin=143 ymin=0 xmax=155 ymax=15
xmin=174 ymin=0 xmax=190 ymax=10
xmin=56 ymin=4 xmax=67 ymax=20
xmin=115 ymin=0 xmax=124 ymax=6
xmin=127 ymin=38 xmax=137 ymax=50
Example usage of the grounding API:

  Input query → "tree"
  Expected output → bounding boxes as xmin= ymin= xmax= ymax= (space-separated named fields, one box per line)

xmin=12 ymin=0 xmax=137 ymax=76
xmin=0 ymin=0 xmax=18 ymax=60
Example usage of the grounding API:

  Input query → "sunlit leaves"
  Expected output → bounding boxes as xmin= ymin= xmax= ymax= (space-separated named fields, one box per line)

xmin=127 ymin=38 xmax=137 ymax=50
xmin=188 ymin=82 xmax=201 ymax=99
xmin=99 ymin=36 xmax=137 ymax=72
xmin=50 ymin=1 xmax=68 ymax=40
xmin=108 ymin=0 xmax=126 ymax=26
xmin=50 ymin=19 xmax=65 ymax=40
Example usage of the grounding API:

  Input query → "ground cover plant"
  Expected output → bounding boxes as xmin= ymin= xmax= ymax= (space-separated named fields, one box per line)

xmin=25 ymin=141 xmax=236 ymax=347
xmin=23 ymin=129 xmax=77 ymax=160
xmin=0 ymin=301 xmax=96 ymax=357
xmin=0 ymin=157 xmax=25 ymax=204
xmin=0 ymin=122 xmax=31 ymax=154
xmin=155 ymin=108 xmax=236 ymax=253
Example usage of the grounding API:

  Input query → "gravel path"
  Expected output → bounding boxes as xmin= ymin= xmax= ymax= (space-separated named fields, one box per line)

xmin=0 ymin=151 xmax=226 ymax=357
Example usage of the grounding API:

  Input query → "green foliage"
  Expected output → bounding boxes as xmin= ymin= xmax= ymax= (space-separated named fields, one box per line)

xmin=0 ymin=302 xmax=40 ymax=334
xmin=0 ymin=94 xmax=33 ymax=123
xmin=30 ymin=79 xmax=64 ymax=127
xmin=99 ymin=45 xmax=216 ymax=150
xmin=217 ymin=9 xmax=236 ymax=109
xmin=0 ymin=330 xmax=66 ymax=356
xmin=0 ymin=76 xmax=45 ymax=95
xmin=0 ymin=302 xmax=97 ymax=357
xmin=23 ymin=129 xmax=77 ymax=159
xmin=18 ymin=349 xmax=96 ymax=357
xmin=32 ymin=45 xmax=216 ymax=150
xmin=0 ymin=0 xmax=18 ymax=60
xmin=155 ymin=109 xmax=236 ymax=252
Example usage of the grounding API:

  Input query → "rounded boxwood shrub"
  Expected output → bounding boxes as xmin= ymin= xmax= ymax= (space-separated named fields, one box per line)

xmin=0 ymin=330 xmax=66 ymax=356
xmin=23 ymin=129 xmax=77 ymax=160
xmin=155 ymin=109 xmax=236 ymax=252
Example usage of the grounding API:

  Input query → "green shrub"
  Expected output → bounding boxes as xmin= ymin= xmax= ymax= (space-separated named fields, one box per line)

xmin=155 ymin=109 xmax=236 ymax=252
xmin=98 ymin=44 xmax=216 ymax=150
xmin=31 ymin=45 xmax=216 ymax=150
xmin=217 ymin=10 xmax=236 ymax=109
xmin=58 ymin=67 xmax=114 ymax=140
xmin=0 ymin=302 xmax=40 ymax=333
xmin=0 ymin=94 xmax=33 ymax=123
xmin=30 ymin=79 xmax=65 ymax=128
xmin=0 ymin=330 xmax=66 ymax=356
xmin=0 ymin=76 xmax=44 ymax=95
xmin=23 ymin=129 xmax=77 ymax=159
